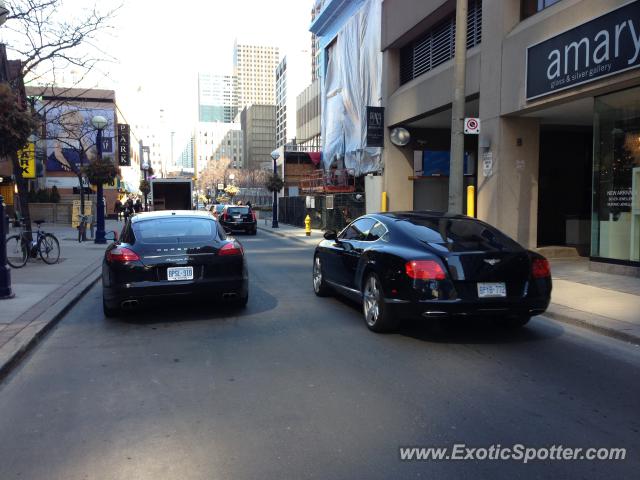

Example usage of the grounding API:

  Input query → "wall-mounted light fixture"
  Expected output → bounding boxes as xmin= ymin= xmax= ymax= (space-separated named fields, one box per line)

xmin=390 ymin=127 xmax=411 ymax=147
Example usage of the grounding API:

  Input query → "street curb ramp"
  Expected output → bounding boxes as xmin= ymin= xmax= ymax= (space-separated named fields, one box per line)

xmin=0 ymin=261 xmax=102 ymax=383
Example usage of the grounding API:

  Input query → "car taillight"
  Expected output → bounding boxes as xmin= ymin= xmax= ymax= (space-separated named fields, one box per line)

xmin=405 ymin=260 xmax=446 ymax=280
xmin=251 ymin=211 xmax=256 ymax=221
xmin=222 ymin=213 xmax=228 ymax=221
xmin=106 ymin=247 xmax=140 ymax=263
xmin=532 ymin=258 xmax=551 ymax=278
xmin=219 ymin=241 xmax=243 ymax=256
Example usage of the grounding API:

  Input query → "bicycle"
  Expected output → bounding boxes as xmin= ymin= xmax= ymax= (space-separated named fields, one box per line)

xmin=5 ymin=220 xmax=61 ymax=268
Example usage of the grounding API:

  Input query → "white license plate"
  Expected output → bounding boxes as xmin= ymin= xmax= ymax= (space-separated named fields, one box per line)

xmin=477 ymin=282 xmax=507 ymax=298
xmin=167 ymin=266 xmax=194 ymax=281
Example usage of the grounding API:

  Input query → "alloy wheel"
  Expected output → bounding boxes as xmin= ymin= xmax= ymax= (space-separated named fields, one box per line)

xmin=363 ymin=275 xmax=380 ymax=326
xmin=313 ymin=256 xmax=323 ymax=293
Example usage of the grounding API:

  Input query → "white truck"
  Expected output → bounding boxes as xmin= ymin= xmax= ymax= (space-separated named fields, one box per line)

xmin=150 ymin=178 xmax=193 ymax=211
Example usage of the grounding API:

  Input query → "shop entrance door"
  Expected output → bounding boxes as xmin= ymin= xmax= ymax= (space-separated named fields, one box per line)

xmin=537 ymin=126 xmax=592 ymax=254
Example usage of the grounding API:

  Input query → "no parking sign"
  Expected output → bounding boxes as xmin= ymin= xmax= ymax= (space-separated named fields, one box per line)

xmin=464 ymin=118 xmax=480 ymax=134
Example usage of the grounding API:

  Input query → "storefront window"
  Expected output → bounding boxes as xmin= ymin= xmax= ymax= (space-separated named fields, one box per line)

xmin=592 ymin=86 xmax=640 ymax=263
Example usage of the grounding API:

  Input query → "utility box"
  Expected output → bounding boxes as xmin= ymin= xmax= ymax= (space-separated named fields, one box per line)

xmin=365 ymin=174 xmax=383 ymax=213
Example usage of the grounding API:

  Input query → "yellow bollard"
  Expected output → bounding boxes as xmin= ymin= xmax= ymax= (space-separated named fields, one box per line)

xmin=381 ymin=191 xmax=388 ymax=212
xmin=304 ymin=214 xmax=311 ymax=236
xmin=466 ymin=185 xmax=475 ymax=217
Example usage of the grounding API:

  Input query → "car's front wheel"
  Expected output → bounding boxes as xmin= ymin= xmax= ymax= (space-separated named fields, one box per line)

xmin=362 ymin=272 xmax=399 ymax=333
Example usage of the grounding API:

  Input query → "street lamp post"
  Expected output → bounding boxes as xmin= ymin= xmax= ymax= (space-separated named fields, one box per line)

xmin=270 ymin=150 xmax=280 ymax=228
xmin=0 ymin=195 xmax=14 ymax=299
xmin=92 ymin=115 xmax=108 ymax=244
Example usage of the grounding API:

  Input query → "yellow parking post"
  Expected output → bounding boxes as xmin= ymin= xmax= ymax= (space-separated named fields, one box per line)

xmin=381 ymin=191 xmax=388 ymax=212
xmin=466 ymin=185 xmax=475 ymax=217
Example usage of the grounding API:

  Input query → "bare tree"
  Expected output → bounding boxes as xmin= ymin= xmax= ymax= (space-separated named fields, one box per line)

xmin=4 ymin=0 xmax=120 ymax=85
xmin=1 ymin=0 xmax=120 ymax=232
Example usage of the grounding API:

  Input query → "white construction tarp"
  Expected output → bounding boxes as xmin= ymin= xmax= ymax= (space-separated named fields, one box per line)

xmin=321 ymin=0 xmax=382 ymax=176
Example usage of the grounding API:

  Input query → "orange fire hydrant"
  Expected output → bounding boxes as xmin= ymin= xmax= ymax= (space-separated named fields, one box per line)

xmin=305 ymin=214 xmax=311 ymax=236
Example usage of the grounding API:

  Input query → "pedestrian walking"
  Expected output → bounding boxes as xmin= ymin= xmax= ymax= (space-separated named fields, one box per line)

xmin=134 ymin=198 xmax=142 ymax=213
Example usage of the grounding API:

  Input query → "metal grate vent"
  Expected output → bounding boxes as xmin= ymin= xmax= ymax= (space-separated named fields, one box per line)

xmin=400 ymin=0 xmax=482 ymax=85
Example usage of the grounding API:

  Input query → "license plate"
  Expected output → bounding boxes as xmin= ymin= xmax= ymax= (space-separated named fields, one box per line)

xmin=477 ymin=282 xmax=506 ymax=298
xmin=167 ymin=266 xmax=194 ymax=281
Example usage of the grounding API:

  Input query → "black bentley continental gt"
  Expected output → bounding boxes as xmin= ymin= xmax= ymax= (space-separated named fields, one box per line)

xmin=102 ymin=211 xmax=248 ymax=317
xmin=312 ymin=212 xmax=551 ymax=332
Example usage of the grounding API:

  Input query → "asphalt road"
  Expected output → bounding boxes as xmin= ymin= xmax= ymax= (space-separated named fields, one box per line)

xmin=0 ymin=231 xmax=639 ymax=480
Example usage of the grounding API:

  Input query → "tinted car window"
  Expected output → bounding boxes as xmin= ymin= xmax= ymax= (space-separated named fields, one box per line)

xmin=226 ymin=207 xmax=250 ymax=215
xmin=401 ymin=217 xmax=521 ymax=251
xmin=133 ymin=218 xmax=217 ymax=244
xmin=340 ymin=218 xmax=376 ymax=241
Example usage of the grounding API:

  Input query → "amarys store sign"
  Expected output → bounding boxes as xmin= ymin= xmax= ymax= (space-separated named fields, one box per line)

xmin=526 ymin=1 xmax=640 ymax=100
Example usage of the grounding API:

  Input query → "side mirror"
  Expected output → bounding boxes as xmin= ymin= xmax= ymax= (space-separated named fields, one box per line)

xmin=323 ymin=230 xmax=338 ymax=241
xmin=105 ymin=230 xmax=118 ymax=242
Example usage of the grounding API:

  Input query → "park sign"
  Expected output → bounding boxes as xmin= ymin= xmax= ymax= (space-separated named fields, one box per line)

xmin=526 ymin=1 xmax=640 ymax=100
xmin=117 ymin=123 xmax=131 ymax=167
xmin=17 ymin=143 xmax=35 ymax=178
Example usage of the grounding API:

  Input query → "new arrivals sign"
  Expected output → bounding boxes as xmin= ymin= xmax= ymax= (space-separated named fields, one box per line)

xmin=526 ymin=1 xmax=640 ymax=100
xmin=117 ymin=123 xmax=131 ymax=166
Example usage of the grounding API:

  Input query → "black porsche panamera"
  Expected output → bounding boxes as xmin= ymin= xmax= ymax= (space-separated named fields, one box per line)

xmin=312 ymin=211 xmax=552 ymax=332
xmin=102 ymin=211 xmax=248 ymax=317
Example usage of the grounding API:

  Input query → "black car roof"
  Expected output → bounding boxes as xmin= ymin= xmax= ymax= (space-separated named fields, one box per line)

xmin=374 ymin=211 xmax=471 ymax=222
xmin=130 ymin=210 xmax=213 ymax=223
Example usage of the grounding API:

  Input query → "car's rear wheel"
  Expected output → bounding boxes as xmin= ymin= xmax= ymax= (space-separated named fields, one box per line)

xmin=235 ymin=292 xmax=249 ymax=308
xmin=312 ymin=255 xmax=330 ymax=297
xmin=363 ymin=272 xmax=398 ymax=333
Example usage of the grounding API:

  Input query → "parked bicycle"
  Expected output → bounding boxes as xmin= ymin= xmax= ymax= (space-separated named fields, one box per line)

xmin=5 ymin=220 xmax=61 ymax=268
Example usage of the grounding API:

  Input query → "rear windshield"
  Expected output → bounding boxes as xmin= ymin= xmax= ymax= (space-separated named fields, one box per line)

xmin=226 ymin=207 xmax=250 ymax=215
xmin=400 ymin=217 xmax=521 ymax=252
xmin=133 ymin=218 xmax=217 ymax=244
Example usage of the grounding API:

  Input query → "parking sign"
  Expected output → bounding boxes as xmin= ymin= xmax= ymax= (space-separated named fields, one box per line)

xmin=464 ymin=118 xmax=480 ymax=135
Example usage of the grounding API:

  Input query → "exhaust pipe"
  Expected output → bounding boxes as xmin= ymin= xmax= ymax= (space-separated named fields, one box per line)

xmin=222 ymin=292 xmax=237 ymax=299
xmin=120 ymin=300 xmax=139 ymax=309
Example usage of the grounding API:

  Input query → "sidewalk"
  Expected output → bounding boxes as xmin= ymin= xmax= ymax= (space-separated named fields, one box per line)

xmin=0 ymin=220 xmax=120 ymax=380
xmin=258 ymin=223 xmax=640 ymax=344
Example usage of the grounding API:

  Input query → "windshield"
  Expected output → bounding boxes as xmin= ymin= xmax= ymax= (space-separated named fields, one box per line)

xmin=226 ymin=207 xmax=250 ymax=215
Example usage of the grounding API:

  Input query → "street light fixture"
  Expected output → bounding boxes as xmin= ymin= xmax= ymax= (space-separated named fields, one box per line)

xmin=270 ymin=149 xmax=280 ymax=228
xmin=91 ymin=115 xmax=108 ymax=244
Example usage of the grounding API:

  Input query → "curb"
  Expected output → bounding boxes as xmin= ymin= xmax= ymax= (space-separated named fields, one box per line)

xmin=0 ymin=262 xmax=102 ymax=383
xmin=543 ymin=304 xmax=640 ymax=345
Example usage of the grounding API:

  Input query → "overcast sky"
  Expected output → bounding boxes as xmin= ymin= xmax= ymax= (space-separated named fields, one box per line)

xmin=109 ymin=0 xmax=314 ymax=139
xmin=1 ymin=0 xmax=315 ymax=149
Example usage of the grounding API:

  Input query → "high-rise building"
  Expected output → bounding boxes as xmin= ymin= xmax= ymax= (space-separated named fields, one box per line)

xmin=276 ymin=50 xmax=311 ymax=148
xmin=311 ymin=0 xmax=325 ymax=81
xmin=233 ymin=42 xmax=280 ymax=108
xmin=240 ymin=105 xmax=276 ymax=170
xmin=198 ymin=72 xmax=237 ymax=123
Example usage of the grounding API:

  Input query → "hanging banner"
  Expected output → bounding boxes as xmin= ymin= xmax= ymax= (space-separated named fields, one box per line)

xmin=366 ymin=106 xmax=384 ymax=148
xmin=17 ymin=143 xmax=36 ymax=178
xmin=117 ymin=123 xmax=131 ymax=166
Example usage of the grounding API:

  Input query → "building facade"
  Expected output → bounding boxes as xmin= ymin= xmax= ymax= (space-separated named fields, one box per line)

xmin=198 ymin=72 xmax=237 ymax=123
xmin=276 ymin=50 xmax=312 ymax=148
xmin=381 ymin=0 xmax=640 ymax=274
xmin=240 ymin=104 xmax=276 ymax=170
xmin=194 ymin=122 xmax=243 ymax=172
xmin=233 ymin=42 xmax=280 ymax=109
xmin=296 ymin=79 xmax=321 ymax=148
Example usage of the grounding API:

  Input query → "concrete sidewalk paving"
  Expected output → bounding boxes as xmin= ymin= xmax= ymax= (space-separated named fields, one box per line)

xmin=258 ymin=223 xmax=640 ymax=344
xmin=0 ymin=220 xmax=121 ymax=380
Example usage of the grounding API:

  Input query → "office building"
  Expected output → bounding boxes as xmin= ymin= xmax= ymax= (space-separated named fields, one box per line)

xmin=233 ymin=42 xmax=280 ymax=108
xmin=241 ymin=105 xmax=276 ymax=170
xmin=276 ymin=50 xmax=311 ymax=148
xmin=198 ymin=72 xmax=237 ymax=123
